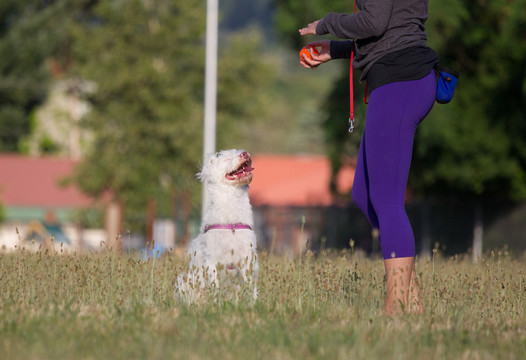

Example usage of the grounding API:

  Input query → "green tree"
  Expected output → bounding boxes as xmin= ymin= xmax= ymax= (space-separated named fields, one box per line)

xmin=412 ymin=0 xmax=526 ymax=201
xmin=0 ymin=0 xmax=92 ymax=152
xmin=71 ymin=0 xmax=205 ymax=209
xmin=216 ymin=30 xmax=275 ymax=150
xmin=69 ymin=0 xmax=274 ymax=238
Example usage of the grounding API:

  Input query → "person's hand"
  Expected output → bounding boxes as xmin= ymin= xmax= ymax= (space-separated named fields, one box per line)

xmin=299 ymin=40 xmax=332 ymax=69
xmin=298 ymin=20 xmax=320 ymax=36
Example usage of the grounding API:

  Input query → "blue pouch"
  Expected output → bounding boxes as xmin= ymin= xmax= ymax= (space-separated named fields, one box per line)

xmin=434 ymin=65 xmax=459 ymax=104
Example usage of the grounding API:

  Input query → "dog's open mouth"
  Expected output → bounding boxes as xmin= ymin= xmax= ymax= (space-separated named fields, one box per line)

xmin=225 ymin=159 xmax=254 ymax=181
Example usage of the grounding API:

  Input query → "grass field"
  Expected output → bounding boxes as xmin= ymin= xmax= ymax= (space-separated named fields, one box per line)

xmin=1 ymin=245 xmax=525 ymax=360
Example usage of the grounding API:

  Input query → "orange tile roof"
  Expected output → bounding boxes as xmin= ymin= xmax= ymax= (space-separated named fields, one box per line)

xmin=0 ymin=154 xmax=355 ymax=209
xmin=248 ymin=154 xmax=355 ymax=206
xmin=0 ymin=154 xmax=93 ymax=208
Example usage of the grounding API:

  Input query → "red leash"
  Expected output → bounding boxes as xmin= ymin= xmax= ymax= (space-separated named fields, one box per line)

xmin=348 ymin=0 xmax=358 ymax=133
xmin=349 ymin=48 xmax=368 ymax=133
xmin=349 ymin=50 xmax=355 ymax=133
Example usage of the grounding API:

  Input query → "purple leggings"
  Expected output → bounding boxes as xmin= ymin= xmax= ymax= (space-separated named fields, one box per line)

xmin=351 ymin=71 xmax=436 ymax=259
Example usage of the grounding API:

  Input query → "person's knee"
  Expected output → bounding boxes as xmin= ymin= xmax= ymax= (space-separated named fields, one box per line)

xmin=367 ymin=189 xmax=390 ymax=215
xmin=351 ymin=185 xmax=367 ymax=213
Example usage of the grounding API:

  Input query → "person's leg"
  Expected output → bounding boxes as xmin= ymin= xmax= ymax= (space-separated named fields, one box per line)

xmin=351 ymin=135 xmax=379 ymax=229
xmin=383 ymin=256 xmax=423 ymax=315
xmin=384 ymin=257 xmax=414 ymax=314
xmin=363 ymin=71 xmax=436 ymax=314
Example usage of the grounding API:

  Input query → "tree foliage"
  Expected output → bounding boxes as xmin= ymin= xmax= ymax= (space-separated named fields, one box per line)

xmin=413 ymin=0 xmax=526 ymax=200
xmin=70 ymin=0 xmax=205 ymax=210
xmin=0 ymin=0 xmax=71 ymax=151
xmin=1 ymin=0 xmax=275 ymax=229
xmin=69 ymin=0 xmax=274 ymax=218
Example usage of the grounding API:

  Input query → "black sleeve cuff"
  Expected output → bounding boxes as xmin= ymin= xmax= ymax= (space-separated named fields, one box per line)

xmin=330 ymin=40 xmax=354 ymax=59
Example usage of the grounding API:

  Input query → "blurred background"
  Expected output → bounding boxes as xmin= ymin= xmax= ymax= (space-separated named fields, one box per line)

xmin=0 ymin=0 xmax=525 ymax=258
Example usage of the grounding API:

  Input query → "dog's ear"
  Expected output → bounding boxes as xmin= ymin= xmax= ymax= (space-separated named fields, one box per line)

xmin=196 ymin=152 xmax=217 ymax=182
xmin=205 ymin=152 xmax=217 ymax=166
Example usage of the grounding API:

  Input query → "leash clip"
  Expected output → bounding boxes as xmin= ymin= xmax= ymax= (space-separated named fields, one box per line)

xmin=348 ymin=117 xmax=355 ymax=133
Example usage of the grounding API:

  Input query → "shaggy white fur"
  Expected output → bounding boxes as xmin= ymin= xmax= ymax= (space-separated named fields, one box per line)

xmin=175 ymin=149 xmax=258 ymax=303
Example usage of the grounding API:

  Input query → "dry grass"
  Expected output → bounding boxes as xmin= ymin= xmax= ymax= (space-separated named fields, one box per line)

xmin=0 ymin=246 xmax=525 ymax=359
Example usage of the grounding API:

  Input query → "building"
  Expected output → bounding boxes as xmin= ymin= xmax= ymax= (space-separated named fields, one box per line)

xmin=0 ymin=153 xmax=357 ymax=255
xmin=0 ymin=154 xmax=103 ymax=251
xmin=248 ymin=154 xmax=356 ymax=255
xmin=249 ymin=154 xmax=354 ymax=206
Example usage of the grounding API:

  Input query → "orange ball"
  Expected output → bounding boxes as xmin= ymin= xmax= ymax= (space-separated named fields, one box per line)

xmin=299 ymin=46 xmax=320 ymax=60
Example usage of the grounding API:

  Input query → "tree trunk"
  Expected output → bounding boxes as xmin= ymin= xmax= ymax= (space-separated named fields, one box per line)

xmin=420 ymin=202 xmax=431 ymax=259
xmin=146 ymin=198 xmax=157 ymax=250
xmin=472 ymin=204 xmax=483 ymax=263
xmin=105 ymin=200 xmax=123 ymax=250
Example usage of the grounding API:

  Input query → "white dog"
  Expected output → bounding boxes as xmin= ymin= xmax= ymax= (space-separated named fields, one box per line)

xmin=175 ymin=149 xmax=258 ymax=302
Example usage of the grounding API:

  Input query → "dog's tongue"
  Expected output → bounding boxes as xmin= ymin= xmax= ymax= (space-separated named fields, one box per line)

xmin=226 ymin=165 xmax=254 ymax=180
xmin=234 ymin=166 xmax=254 ymax=175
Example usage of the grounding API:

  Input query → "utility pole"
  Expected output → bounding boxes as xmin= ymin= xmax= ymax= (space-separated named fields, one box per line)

xmin=202 ymin=0 xmax=218 ymax=219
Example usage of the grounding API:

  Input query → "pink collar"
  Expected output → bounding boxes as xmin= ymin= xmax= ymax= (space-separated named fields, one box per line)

xmin=204 ymin=223 xmax=252 ymax=233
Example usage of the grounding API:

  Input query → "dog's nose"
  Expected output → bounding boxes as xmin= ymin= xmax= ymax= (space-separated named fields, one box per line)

xmin=240 ymin=151 xmax=249 ymax=159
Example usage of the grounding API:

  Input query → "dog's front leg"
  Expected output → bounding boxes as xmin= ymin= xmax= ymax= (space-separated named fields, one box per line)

xmin=239 ymin=260 xmax=258 ymax=302
xmin=205 ymin=264 xmax=219 ymax=293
